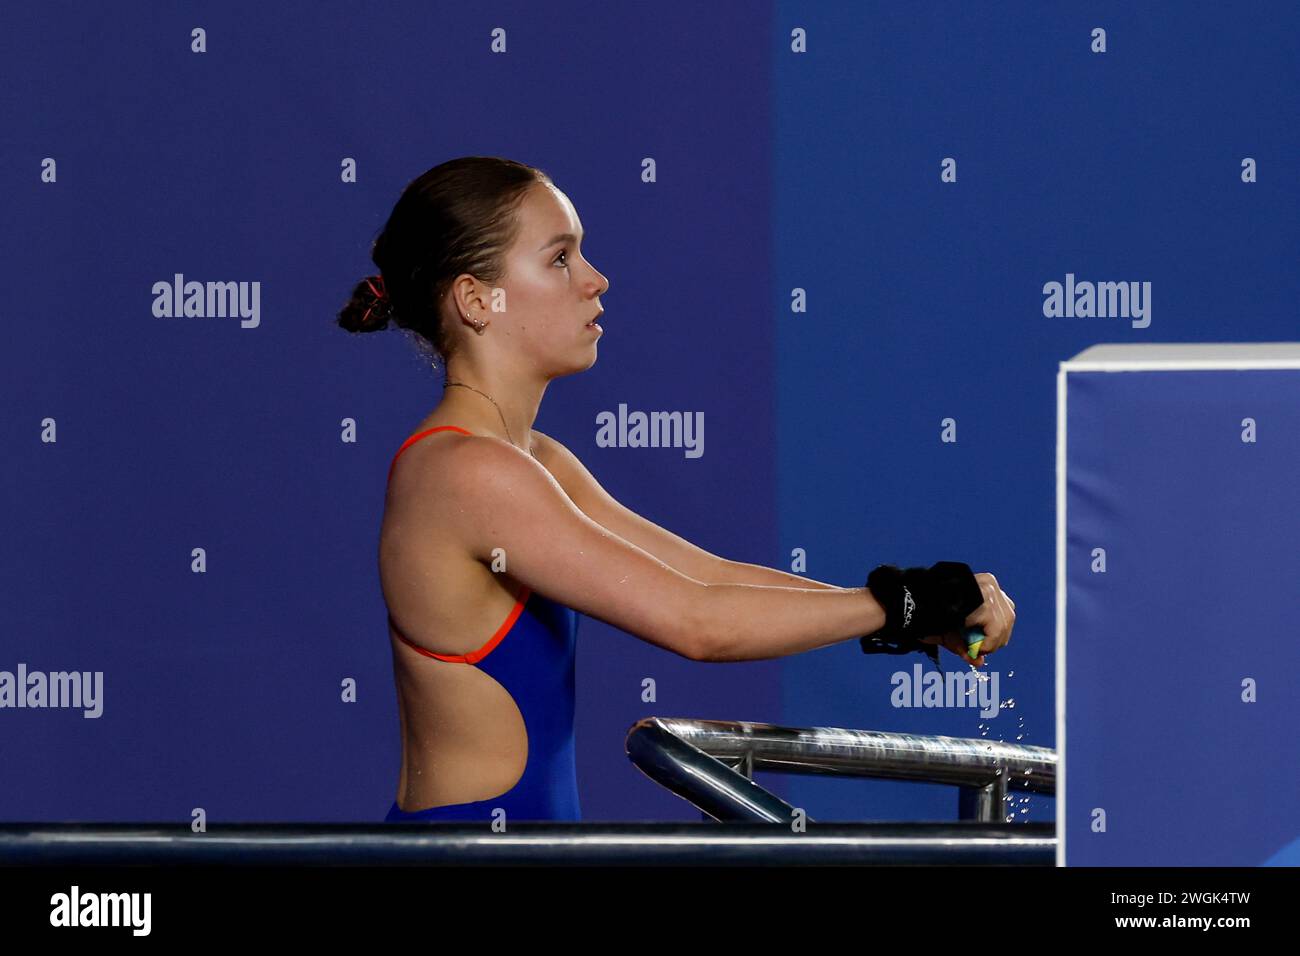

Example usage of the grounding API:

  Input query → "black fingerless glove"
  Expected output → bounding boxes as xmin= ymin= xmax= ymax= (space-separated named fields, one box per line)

xmin=859 ymin=561 xmax=985 ymax=670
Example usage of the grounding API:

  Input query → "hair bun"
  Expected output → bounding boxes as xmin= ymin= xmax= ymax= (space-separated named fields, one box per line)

xmin=336 ymin=274 xmax=396 ymax=333
xmin=364 ymin=277 xmax=394 ymax=322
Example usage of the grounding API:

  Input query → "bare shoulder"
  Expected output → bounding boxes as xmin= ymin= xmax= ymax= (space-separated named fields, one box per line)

xmin=392 ymin=420 xmax=539 ymax=478
xmin=530 ymin=428 xmax=586 ymax=472
xmin=386 ymin=423 xmax=475 ymax=493
xmin=385 ymin=430 xmax=547 ymax=556
xmin=528 ymin=428 xmax=561 ymax=467
xmin=386 ymin=427 xmax=535 ymax=522
xmin=431 ymin=430 xmax=554 ymax=504
xmin=528 ymin=429 xmax=587 ymax=496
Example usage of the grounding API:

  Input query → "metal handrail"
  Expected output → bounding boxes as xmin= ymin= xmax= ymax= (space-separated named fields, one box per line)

xmin=0 ymin=721 xmax=1057 ymax=866
xmin=0 ymin=822 xmax=1054 ymax=866
xmin=626 ymin=717 xmax=1056 ymax=824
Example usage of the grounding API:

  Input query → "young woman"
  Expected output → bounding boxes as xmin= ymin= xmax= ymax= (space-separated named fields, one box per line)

xmin=337 ymin=156 xmax=1017 ymax=822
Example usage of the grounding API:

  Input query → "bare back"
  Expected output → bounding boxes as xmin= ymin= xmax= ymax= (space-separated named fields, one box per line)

xmin=379 ymin=415 xmax=564 ymax=812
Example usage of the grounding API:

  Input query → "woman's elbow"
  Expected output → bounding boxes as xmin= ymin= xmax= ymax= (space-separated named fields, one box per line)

xmin=678 ymin=628 xmax=714 ymax=662
xmin=673 ymin=583 xmax=720 ymax=662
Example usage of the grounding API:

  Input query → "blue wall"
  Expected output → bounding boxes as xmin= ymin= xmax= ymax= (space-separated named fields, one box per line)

xmin=3 ymin=1 xmax=1296 ymax=836
xmin=772 ymin=0 xmax=1297 ymax=825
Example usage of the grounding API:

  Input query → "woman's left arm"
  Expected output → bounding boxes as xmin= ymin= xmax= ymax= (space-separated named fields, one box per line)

xmin=711 ymin=560 xmax=841 ymax=589
xmin=533 ymin=430 xmax=844 ymax=591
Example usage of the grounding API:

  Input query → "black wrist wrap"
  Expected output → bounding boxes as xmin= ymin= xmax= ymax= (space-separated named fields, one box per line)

xmin=859 ymin=561 xmax=984 ymax=667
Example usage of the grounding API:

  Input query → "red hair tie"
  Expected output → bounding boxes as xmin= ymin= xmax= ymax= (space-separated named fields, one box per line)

xmin=360 ymin=274 xmax=391 ymax=326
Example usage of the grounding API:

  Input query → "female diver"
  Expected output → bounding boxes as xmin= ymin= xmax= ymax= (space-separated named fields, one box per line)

xmin=337 ymin=156 xmax=1017 ymax=821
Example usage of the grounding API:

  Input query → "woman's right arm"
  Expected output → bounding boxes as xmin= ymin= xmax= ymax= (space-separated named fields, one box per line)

xmin=433 ymin=438 xmax=888 ymax=663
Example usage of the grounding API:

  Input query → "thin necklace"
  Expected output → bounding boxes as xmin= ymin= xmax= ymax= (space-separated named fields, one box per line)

xmin=443 ymin=380 xmax=538 ymax=461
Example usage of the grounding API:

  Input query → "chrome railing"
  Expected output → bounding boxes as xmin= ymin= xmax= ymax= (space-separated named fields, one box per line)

xmin=625 ymin=717 xmax=1056 ymax=826
xmin=0 ymin=821 xmax=1052 ymax=865
xmin=0 ymin=719 xmax=1057 ymax=866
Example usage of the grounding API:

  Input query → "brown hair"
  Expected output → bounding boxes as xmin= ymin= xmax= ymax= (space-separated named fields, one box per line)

xmin=337 ymin=156 xmax=553 ymax=370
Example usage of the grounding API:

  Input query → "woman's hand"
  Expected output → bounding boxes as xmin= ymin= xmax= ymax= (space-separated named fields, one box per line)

xmin=920 ymin=572 xmax=1016 ymax=667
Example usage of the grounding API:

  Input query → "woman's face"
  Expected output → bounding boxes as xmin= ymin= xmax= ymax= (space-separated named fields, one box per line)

xmin=496 ymin=182 xmax=610 ymax=375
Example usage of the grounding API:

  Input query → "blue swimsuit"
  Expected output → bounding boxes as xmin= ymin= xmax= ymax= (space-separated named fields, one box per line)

xmin=383 ymin=426 xmax=582 ymax=823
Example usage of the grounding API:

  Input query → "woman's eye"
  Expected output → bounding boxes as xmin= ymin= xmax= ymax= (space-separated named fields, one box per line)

xmin=555 ymin=250 xmax=569 ymax=267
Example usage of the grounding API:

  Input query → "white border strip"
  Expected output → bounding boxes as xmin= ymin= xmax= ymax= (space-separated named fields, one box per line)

xmin=1061 ymin=359 xmax=1300 ymax=372
xmin=1055 ymin=364 xmax=1067 ymax=867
